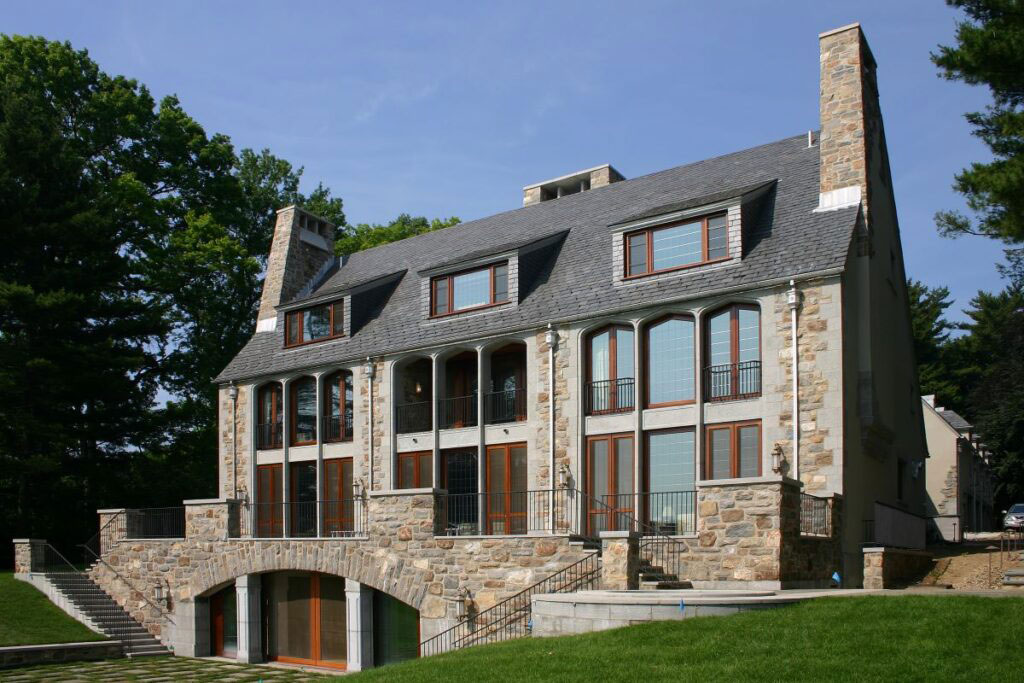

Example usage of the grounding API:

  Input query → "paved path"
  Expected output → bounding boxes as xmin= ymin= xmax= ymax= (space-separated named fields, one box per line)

xmin=0 ymin=656 xmax=334 ymax=682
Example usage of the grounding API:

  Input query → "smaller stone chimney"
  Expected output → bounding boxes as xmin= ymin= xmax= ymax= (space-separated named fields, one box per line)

xmin=523 ymin=164 xmax=624 ymax=206
xmin=256 ymin=206 xmax=337 ymax=327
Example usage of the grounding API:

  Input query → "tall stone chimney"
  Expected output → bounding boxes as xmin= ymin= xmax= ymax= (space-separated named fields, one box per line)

xmin=818 ymin=23 xmax=887 ymax=225
xmin=256 ymin=206 xmax=337 ymax=328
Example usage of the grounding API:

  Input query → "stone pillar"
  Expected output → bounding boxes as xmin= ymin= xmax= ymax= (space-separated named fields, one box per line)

xmin=184 ymin=499 xmax=231 ymax=541
xmin=345 ymin=579 xmax=373 ymax=671
xmin=12 ymin=539 xmax=45 ymax=574
xmin=170 ymin=599 xmax=210 ymax=657
xmin=600 ymin=531 xmax=639 ymax=590
xmin=236 ymin=575 xmax=262 ymax=663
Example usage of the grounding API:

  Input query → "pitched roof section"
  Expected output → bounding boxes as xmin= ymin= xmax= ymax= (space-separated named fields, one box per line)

xmin=216 ymin=133 xmax=859 ymax=383
xmin=609 ymin=179 xmax=777 ymax=227
xmin=938 ymin=409 xmax=972 ymax=433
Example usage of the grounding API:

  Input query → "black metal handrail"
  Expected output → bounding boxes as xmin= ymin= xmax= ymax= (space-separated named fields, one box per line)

xmin=584 ymin=378 xmax=635 ymax=415
xmin=704 ymin=360 xmax=761 ymax=402
xmin=437 ymin=489 xmax=573 ymax=536
xmin=438 ymin=394 xmax=478 ymax=429
xmin=396 ymin=400 xmax=432 ymax=433
xmin=124 ymin=507 xmax=186 ymax=539
xmin=800 ymin=493 xmax=833 ymax=537
xmin=484 ymin=388 xmax=526 ymax=425
xmin=237 ymin=499 xmax=368 ymax=539
xmin=419 ymin=550 xmax=600 ymax=656
xmin=322 ymin=413 xmax=354 ymax=442
xmin=257 ymin=421 xmax=283 ymax=449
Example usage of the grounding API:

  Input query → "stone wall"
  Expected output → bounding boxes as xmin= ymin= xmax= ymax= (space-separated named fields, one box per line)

xmin=86 ymin=492 xmax=593 ymax=646
xmin=0 ymin=642 xmax=122 ymax=670
xmin=862 ymin=547 xmax=933 ymax=589
xmin=218 ymin=385 xmax=250 ymax=501
xmin=534 ymin=329 xmax=572 ymax=491
xmin=257 ymin=207 xmax=336 ymax=321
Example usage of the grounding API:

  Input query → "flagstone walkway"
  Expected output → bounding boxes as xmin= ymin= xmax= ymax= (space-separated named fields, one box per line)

xmin=0 ymin=656 xmax=335 ymax=682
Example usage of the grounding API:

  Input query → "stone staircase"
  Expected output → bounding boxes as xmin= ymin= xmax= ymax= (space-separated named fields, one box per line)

xmin=44 ymin=571 xmax=170 ymax=657
xmin=638 ymin=558 xmax=692 ymax=590
xmin=1003 ymin=568 xmax=1024 ymax=587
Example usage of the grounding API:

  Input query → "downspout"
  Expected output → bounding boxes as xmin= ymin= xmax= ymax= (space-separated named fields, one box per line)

xmin=229 ymin=382 xmax=239 ymax=500
xmin=546 ymin=324 xmax=556 ymax=532
xmin=365 ymin=358 xmax=375 ymax=492
xmin=788 ymin=280 xmax=800 ymax=481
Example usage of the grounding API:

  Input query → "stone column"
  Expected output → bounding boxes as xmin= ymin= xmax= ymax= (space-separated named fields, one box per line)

xmin=600 ymin=531 xmax=639 ymax=590
xmin=184 ymin=499 xmax=231 ymax=541
xmin=345 ymin=578 xmax=373 ymax=671
xmin=170 ymin=599 xmax=210 ymax=657
xmin=236 ymin=575 xmax=262 ymax=663
xmin=12 ymin=539 xmax=45 ymax=574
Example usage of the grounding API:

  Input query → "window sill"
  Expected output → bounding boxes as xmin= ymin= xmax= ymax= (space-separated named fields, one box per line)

xmin=429 ymin=300 xmax=511 ymax=320
xmin=283 ymin=334 xmax=346 ymax=350
xmin=623 ymin=256 xmax=731 ymax=281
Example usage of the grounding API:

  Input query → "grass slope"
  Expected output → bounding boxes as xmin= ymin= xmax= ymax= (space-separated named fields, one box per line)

xmin=350 ymin=596 xmax=1024 ymax=682
xmin=0 ymin=572 xmax=106 ymax=646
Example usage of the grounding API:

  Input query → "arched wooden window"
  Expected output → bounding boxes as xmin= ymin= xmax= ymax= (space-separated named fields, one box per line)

xmin=323 ymin=370 xmax=354 ymax=443
xmin=289 ymin=376 xmax=317 ymax=446
xmin=643 ymin=314 xmax=695 ymax=408
xmin=585 ymin=325 xmax=634 ymax=415
xmin=257 ymin=383 xmax=283 ymax=450
xmin=704 ymin=304 xmax=761 ymax=401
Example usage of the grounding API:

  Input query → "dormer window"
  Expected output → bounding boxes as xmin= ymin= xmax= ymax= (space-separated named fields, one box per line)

xmin=625 ymin=212 xmax=728 ymax=278
xmin=431 ymin=262 xmax=509 ymax=317
xmin=285 ymin=299 xmax=345 ymax=347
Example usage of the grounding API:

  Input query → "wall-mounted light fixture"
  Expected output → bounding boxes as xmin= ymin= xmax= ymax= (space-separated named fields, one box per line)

xmin=771 ymin=444 xmax=784 ymax=475
xmin=364 ymin=357 xmax=376 ymax=379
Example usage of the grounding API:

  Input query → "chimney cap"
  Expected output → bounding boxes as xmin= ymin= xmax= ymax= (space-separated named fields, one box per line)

xmin=818 ymin=22 xmax=861 ymax=40
xmin=522 ymin=164 xmax=622 ymax=191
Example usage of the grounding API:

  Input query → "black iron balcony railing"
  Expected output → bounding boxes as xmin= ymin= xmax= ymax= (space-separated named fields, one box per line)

xmin=396 ymin=400 xmax=432 ymax=433
xmin=584 ymin=378 xmax=635 ymax=415
xmin=322 ymin=413 xmax=354 ymax=443
xmin=704 ymin=360 xmax=761 ymax=402
xmin=239 ymin=499 xmax=367 ymax=539
xmin=484 ymin=388 xmax=526 ymax=425
xmin=438 ymin=394 xmax=478 ymax=429
xmin=436 ymin=489 xmax=575 ymax=536
xmin=124 ymin=507 xmax=186 ymax=539
xmin=584 ymin=490 xmax=696 ymax=536
xmin=257 ymin=421 xmax=283 ymax=449
xmin=800 ymin=493 xmax=833 ymax=537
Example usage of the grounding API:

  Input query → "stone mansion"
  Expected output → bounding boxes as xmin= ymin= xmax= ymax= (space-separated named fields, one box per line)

xmin=14 ymin=23 xmax=930 ymax=671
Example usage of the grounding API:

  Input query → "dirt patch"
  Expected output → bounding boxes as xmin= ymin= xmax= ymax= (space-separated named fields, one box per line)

xmin=920 ymin=542 xmax=1024 ymax=590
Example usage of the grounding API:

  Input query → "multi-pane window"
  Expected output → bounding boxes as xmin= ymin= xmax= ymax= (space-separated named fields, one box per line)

xmin=585 ymin=433 xmax=634 ymax=534
xmin=398 ymin=451 xmax=433 ymax=489
xmin=323 ymin=371 xmax=353 ymax=443
xmin=431 ymin=262 xmax=509 ymax=316
xmin=705 ymin=421 xmax=761 ymax=480
xmin=289 ymin=377 xmax=317 ymax=446
xmin=324 ymin=458 xmax=354 ymax=536
xmin=586 ymin=325 xmax=635 ymax=414
xmin=257 ymin=384 xmax=283 ymax=450
xmin=705 ymin=304 xmax=761 ymax=401
xmin=486 ymin=443 xmax=528 ymax=535
xmin=645 ymin=429 xmax=696 ymax=534
xmin=285 ymin=300 xmax=344 ymax=347
xmin=625 ymin=213 xmax=728 ymax=277
xmin=645 ymin=315 xmax=695 ymax=407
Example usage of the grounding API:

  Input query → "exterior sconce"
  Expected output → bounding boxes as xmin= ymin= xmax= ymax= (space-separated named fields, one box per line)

xmin=364 ymin=357 xmax=376 ymax=379
xmin=154 ymin=582 xmax=167 ymax=607
xmin=557 ymin=463 xmax=570 ymax=489
xmin=771 ymin=444 xmax=784 ymax=475
xmin=913 ymin=461 xmax=924 ymax=479
xmin=456 ymin=587 xmax=470 ymax=619
xmin=228 ymin=383 xmax=238 ymax=401
xmin=545 ymin=324 xmax=556 ymax=349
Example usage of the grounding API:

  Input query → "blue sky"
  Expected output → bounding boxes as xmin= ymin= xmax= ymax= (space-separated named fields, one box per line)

xmin=6 ymin=0 xmax=1008 ymax=320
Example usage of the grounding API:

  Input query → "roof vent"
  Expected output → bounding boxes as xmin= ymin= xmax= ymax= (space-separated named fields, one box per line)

xmin=523 ymin=164 xmax=624 ymax=206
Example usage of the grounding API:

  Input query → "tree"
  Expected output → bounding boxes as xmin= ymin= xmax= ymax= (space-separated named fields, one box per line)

xmin=906 ymin=279 xmax=961 ymax=406
xmin=336 ymin=214 xmax=460 ymax=256
xmin=932 ymin=1 xmax=1024 ymax=250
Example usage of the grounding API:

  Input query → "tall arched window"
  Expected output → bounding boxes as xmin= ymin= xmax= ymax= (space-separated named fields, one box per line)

xmin=323 ymin=370 xmax=353 ymax=443
xmin=290 ymin=376 xmax=317 ymax=446
xmin=585 ymin=325 xmax=635 ymax=415
xmin=644 ymin=315 xmax=695 ymax=407
xmin=257 ymin=383 xmax=283 ymax=450
xmin=705 ymin=304 xmax=761 ymax=401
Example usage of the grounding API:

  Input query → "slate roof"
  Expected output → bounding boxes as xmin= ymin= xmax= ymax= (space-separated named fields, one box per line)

xmin=938 ymin=409 xmax=972 ymax=433
xmin=216 ymin=133 xmax=859 ymax=384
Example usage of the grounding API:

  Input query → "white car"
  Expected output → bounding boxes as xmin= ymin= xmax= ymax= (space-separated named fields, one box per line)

xmin=1004 ymin=504 xmax=1024 ymax=530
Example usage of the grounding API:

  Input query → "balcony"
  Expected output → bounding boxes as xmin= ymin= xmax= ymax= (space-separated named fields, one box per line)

xmin=484 ymin=387 xmax=526 ymax=425
xmin=584 ymin=378 xmax=635 ymax=415
xmin=704 ymin=360 xmax=761 ymax=402
xmin=438 ymin=394 xmax=478 ymax=429
xmin=257 ymin=422 xmax=283 ymax=450
xmin=436 ymin=489 xmax=573 ymax=536
xmin=585 ymin=491 xmax=696 ymax=536
xmin=800 ymin=493 xmax=833 ymax=537
xmin=396 ymin=400 xmax=432 ymax=433
xmin=322 ymin=413 xmax=353 ymax=443
xmin=239 ymin=499 xmax=367 ymax=539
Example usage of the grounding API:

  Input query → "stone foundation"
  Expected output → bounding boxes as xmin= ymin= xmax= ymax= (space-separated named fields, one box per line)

xmin=862 ymin=547 xmax=933 ymax=589
xmin=0 ymin=642 xmax=122 ymax=670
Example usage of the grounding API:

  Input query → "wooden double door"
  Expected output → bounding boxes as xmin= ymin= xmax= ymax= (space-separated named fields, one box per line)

xmin=263 ymin=572 xmax=346 ymax=669
xmin=255 ymin=458 xmax=353 ymax=538
xmin=585 ymin=433 xmax=634 ymax=534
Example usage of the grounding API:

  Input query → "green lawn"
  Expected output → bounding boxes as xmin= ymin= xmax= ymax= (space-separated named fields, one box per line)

xmin=350 ymin=596 xmax=1024 ymax=682
xmin=0 ymin=572 xmax=106 ymax=646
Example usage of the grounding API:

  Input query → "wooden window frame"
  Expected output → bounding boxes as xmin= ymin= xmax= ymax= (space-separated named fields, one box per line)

xmin=643 ymin=427 xmax=696 ymax=527
xmin=585 ymin=324 xmax=635 ymax=415
xmin=584 ymin=433 xmax=635 ymax=534
xmin=623 ymin=211 xmax=729 ymax=279
xmin=323 ymin=458 xmax=354 ymax=535
xmin=643 ymin=313 xmax=696 ymax=409
xmin=485 ymin=442 xmax=528 ymax=535
xmin=284 ymin=299 xmax=345 ymax=348
xmin=429 ymin=261 xmax=510 ymax=318
xmin=397 ymin=450 xmax=433 ymax=489
xmin=703 ymin=420 xmax=762 ymax=480
xmin=289 ymin=377 xmax=318 ymax=447
xmin=257 ymin=384 xmax=283 ymax=450
xmin=703 ymin=303 xmax=762 ymax=402
xmin=256 ymin=464 xmax=283 ymax=538
xmin=322 ymin=370 xmax=353 ymax=443
xmin=268 ymin=572 xmax=349 ymax=671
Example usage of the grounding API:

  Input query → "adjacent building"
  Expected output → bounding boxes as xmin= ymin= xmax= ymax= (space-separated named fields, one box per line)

xmin=14 ymin=23 xmax=931 ymax=670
